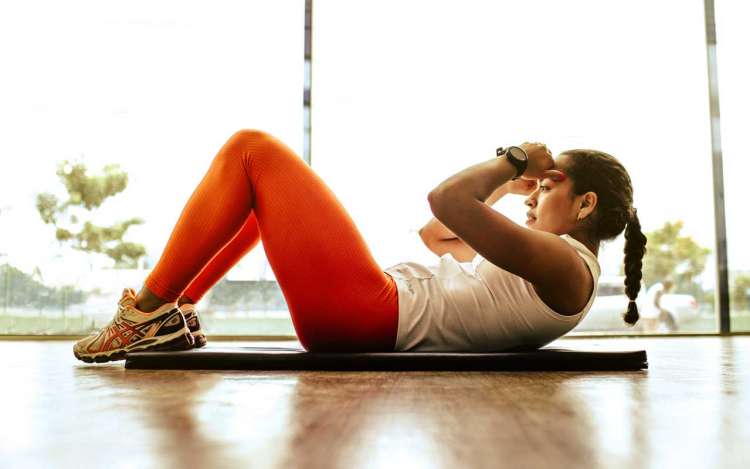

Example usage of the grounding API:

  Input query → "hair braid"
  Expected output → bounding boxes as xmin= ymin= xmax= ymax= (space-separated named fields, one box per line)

xmin=563 ymin=149 xmax=646 ymax=326
xmin=622 ymin=208 xmax=647 ymax=325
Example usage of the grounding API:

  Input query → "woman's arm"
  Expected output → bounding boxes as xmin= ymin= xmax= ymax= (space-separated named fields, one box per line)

xmin=427 ymin=144 xmax=594 ymax=314
xmin=419 ymin=185 xmax=510 ymax=242
xmin=418 ymin=175 xmax=537 ymax=262
xmin=422 ymin=237 xmax=479 ymax=262
xmin=427 ymin=146 xmax=582 ymax=309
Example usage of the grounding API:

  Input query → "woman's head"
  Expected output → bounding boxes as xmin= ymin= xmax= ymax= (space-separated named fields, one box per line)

xmin=523 ymin=149 xmax=648 ymax=326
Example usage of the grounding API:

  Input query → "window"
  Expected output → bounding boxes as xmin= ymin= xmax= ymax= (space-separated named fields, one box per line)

xmin=313 ymin=0 xmax=718 ymax=334
xmin=0 ymin=1 xmax=303 ymax=335
xmin=715 ymin=0 xmax=750 ymax=331
xmin=1 ymin=0 xmax=742 ymax=337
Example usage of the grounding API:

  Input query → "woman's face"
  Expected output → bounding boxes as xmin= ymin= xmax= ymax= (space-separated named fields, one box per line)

xmin=524 ymin=154 xmax=591 ymax=234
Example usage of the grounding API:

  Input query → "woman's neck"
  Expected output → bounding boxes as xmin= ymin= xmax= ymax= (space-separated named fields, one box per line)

xmin=568 ymin=231 xmax=599 ymax=257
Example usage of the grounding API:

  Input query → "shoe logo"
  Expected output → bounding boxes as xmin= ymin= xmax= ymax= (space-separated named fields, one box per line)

xmin=98 ymin=313 xmax=170 ymax=351
xmin=144 ymin=323 xmax=161 ymax=338
xmin=164 ymin=312 xmax=183 ymax=328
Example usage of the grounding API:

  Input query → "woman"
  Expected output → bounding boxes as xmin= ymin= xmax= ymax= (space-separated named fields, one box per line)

xmin=73 ymin=130 xmax=647 ymax=362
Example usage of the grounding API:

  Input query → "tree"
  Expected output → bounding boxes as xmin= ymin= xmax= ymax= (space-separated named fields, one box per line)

xmin=35 ymin=160 xmax=147 ymax=269
xmin=639 ymin=221 xmax=710 ymax=295
xmin=732 ymin=274 xmax=750 ymax=312
xmin=207 ymin=278 xmax=287 ymax=311
xmin=1 ymin=262 xmax=86 ymax=313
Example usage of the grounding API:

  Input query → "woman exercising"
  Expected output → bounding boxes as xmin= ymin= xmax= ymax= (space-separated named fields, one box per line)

xmin=74 ymin=129 xmax=647 ymax=362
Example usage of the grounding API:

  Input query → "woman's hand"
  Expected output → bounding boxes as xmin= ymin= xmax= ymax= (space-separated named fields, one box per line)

xmin=519 ymin=142 xmax=566 ymax=181
xmin=506 ymin=178 xmax=538 ymax=196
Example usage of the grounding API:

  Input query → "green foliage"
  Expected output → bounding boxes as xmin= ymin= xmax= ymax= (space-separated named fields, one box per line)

xmin=36 ymin=193 xmax=59 ymax=224
xmin=1 ymin=263 xmax=86 ymax=310
xmin=105 ymin=242 xmax=147 ymax=269
xmin=35 ymin=160 xmax=147 ymax=268
xmin=733 ymin=274 xmax=750 ymax=312
xmin=640 ymin=221 xmax=711 ymax=293
xmin=208 ymin=278 xmax=288 ymax=310
xmin=57 ymin=162 xmax=128 ymax=210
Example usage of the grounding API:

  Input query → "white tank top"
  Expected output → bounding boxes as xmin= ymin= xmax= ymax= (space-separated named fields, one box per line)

xmin=383 ymin=234 xmax=601 ymax=352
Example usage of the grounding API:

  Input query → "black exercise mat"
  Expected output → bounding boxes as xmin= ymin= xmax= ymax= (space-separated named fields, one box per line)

xmin=124 ymin=346 xmax=648 ymax=371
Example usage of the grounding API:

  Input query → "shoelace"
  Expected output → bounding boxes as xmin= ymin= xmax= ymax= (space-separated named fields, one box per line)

xmin=86 ymin=302 xmax=129 ymax=337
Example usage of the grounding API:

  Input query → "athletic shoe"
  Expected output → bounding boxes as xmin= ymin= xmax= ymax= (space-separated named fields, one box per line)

xmin=73 ymin=288 xmax=194 ymax=363
xmin=179 ymin=303 xmax=207 ymax=348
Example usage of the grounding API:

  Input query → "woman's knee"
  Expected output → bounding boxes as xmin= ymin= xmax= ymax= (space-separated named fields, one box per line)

xmin=215 ymin=129 xmax=277 ymax=172
xmin=224 ymin=129 xmax=273 ymax=152
xmin=222 ymin=128 xmax=302 ymax=177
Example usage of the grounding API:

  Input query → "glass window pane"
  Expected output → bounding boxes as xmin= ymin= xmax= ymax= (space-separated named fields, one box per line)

xmin=715 ymin=0 xmax=750 ymax=331
xmin=0 ymin=1 xmax=303 ymax=335
xmin=313 ymin=0 xmax=717 ymax=335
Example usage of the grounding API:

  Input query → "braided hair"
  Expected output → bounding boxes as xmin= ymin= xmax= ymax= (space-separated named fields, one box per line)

xmin=561 ymin=150 xmax=648 ymax=326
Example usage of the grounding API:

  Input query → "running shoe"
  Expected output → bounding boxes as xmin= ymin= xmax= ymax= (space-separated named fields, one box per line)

xmin=179 ymin=303 xmax=207 ymax=348
xmin=73 ymin=288 xmax=195 ymax=363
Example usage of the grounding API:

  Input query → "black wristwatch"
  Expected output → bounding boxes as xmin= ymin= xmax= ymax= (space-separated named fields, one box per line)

xmin=496 ymin=146 xmax=528 ymax=180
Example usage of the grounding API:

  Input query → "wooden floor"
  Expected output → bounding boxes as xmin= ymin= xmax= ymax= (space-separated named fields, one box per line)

xmin=1 ymin=337 xmax=748 ymax=469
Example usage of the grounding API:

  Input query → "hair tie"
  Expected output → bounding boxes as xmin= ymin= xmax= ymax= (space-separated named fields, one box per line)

xmin=628 ymin=299 xmax=637 ymax=304
xmin=628 ymin=207 xmax=637 ymax=223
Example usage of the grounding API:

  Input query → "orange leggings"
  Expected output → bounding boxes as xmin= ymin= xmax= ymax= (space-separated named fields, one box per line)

xmin=144 ymin=130 xmax=399 ymax=352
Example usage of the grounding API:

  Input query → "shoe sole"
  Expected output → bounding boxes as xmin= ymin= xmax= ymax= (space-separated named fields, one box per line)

xmin=74 ymin=328 xmax=194 ymax=364
xmin=183 ymin=310 xmax=207 ymax=348
xmin=193 ymin=330 xmax=207 ymax=348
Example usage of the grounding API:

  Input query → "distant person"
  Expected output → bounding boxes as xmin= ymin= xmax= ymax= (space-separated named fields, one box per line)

xmin=73 ymin=132 xmax=647 ymax=363
xmin=641 ymin=279 xmax=677 ymax=332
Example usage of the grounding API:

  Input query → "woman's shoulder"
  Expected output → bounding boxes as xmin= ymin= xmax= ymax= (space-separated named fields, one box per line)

xmin=525 ymin=234 xmax=599 ymax=316
xmin=560 ymin=234 xmax=601 ymax=279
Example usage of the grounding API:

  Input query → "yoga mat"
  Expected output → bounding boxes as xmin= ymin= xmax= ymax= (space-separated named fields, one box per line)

xmin=124 ymin=346 xmax=648 ymax=371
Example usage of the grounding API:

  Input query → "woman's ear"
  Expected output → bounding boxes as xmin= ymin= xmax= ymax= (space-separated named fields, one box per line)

xmin=578 ymin=191 xmax=598 ymax=221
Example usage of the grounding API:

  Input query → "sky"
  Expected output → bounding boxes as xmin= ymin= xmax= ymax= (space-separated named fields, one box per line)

xmin=0 ymin=0 xmax=747 ymax=295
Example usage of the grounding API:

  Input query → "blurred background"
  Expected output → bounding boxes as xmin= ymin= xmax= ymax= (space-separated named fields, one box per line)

xmin=0 ymin=0 xmax=747 ymax=337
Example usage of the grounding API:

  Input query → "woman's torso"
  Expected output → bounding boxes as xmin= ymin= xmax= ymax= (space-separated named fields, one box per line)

xmin=384 ymin=234 xmax=601 ymax=352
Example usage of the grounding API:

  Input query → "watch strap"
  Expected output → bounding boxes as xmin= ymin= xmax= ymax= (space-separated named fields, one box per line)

xmin=496 ymin=146 xmax=527 ymax=180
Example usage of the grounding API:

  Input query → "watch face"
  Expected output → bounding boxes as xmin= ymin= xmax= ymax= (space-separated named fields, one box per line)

xmin=509 ymin=146 xmax=527 ymax=161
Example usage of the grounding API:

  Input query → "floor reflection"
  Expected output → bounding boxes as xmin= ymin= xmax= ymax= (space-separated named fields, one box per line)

xmin=717 ymin=338 xmax=750 ymax=469
xmin=3 ymin=338 xmax=749 ymax=469
xmin=558 ymin=373 xmax=651 ymax=468
xmin=278 ymin=371 xmax=653 ymax=468
xmin=74 ymin=366 xmax=229 ymax=468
